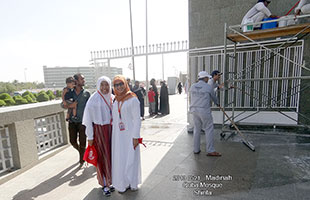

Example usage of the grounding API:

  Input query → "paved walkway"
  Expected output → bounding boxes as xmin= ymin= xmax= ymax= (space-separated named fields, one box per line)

xmin=1 ymin=93 xmax=310 ymax=200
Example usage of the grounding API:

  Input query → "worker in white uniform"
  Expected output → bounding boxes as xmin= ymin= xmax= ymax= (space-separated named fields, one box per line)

xmin=208 ymin=70 xmax=224 ymax=93
xmin=208 ymin=70 xmax=235 ymax=94
xmin=189 ymin=71 xmax=221 ymax=156
xmin=295 ymin=0 xmax=310 ymax=15
xmin=241 ymin=0 xmax=277 ymax=29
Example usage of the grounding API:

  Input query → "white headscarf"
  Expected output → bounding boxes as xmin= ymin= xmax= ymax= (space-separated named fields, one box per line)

xmin=82 ymin=76 xmax=114 ymax=140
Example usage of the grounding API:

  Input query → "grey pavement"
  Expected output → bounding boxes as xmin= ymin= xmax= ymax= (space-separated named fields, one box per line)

xmin=1 ymin=93 xmax=310 ymax=200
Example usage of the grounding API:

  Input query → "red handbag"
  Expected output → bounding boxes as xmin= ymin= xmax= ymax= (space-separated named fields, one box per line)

xmin=83 ymin=145 xmax=98 ymax=167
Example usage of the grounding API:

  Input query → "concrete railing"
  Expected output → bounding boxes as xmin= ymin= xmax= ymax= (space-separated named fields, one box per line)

xmin=0 ymin=100 xmax=68 ymax=176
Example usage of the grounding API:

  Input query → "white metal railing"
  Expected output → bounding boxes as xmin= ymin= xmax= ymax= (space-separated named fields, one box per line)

xmin=34 ymin=114 xmax=64 ymax=155
xmin=0 ymin=126 xmax=14 ymax=174
xmin=91 ymin=40 xmax=188 ymax=60
xmin=189 ymin=40 xmax=304 ymax=109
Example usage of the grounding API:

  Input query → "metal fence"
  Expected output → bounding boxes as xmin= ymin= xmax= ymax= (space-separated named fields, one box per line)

xmin=34 ymin=114 xmax=64 ymax=155
xmin=0 ymin=126 xmax=13 ymax=174
xmin=189 ymin=40 xmax=304 ymax=110
xmin=91 ymin=40 xmax=188 ymax=60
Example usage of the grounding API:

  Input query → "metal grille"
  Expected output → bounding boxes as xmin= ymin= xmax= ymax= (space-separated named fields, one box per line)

xmin=189 ymin=40 xmax=303 ymax=110
xmin=0 ymin=126 xmax=14 ymax=174
xmin=34 ymin=114 xmax=63 ymax=155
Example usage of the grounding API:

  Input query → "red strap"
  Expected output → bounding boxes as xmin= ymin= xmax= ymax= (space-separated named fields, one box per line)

xmin=97 ymin=91 xmax=113 ymax=124
xmin=118 ymin=101 xmax=123 ymax=120
xmin=285 ymin=0 xmax=300 ymax=16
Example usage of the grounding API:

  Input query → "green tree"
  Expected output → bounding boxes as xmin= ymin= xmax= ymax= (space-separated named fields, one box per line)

xmin=55 ymin=90 xmax=62 ymax=98
xmin=22 ymin=91 xmax=36 ymax=101
xmin=0 ymin=82 xmax=12 ymax=93
xmin=12 ymin=80 xmax=19 ymax=85
xmin=37 ymin=92 xmax=49 ymax=102
xmin=13 ymin=95 xmax=28 ymax=105
xmin=0 ymin=93 xmax=11 ymax=100
xmin=4 ymin=98 xmax=15 ymax=106
xmin=46 ymin=90 xmax=55 ymax=100
xmin=23 ymin=95 xmax=35 ymax=103
xmin=0 ymin=81 xmax=45 ymax=94
xmin=0 ymin=93 xmax=15 ymax=106
xmin=0 ymin=100 xmax=6 ymax=107
xmin=13 ymin=95 xmax=22 ymax=101
xmin=36 ymin=82 xmax=45 ymax=88
xmin=4 ymin=83 xmax=16 ymax=94
xmin=0 ymin=85 xmax=7 ymax=93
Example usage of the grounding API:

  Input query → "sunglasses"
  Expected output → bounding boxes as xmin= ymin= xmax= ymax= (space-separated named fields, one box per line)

xmin=114 ymin=82 xmax=124 ymax=87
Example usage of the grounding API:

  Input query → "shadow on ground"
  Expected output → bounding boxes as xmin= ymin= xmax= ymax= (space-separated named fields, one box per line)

xmin=13 ymin=163 xmax=96 ymax=200
xmin=88 ymin=128 xmax=310 ymax=200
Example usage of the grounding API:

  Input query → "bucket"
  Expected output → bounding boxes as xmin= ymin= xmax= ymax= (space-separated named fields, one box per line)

xmin=278 ymin=16 xmax=287 ymax=27
xmin=278 ymin=15 xmax=297 ymax=27
xmin=287 ymin=15 xmax=297 ymax=25
xmin=242 ymin=19 xmax=254 ymax=32
xmin=261 ymin=17 xmax=278 ymax=30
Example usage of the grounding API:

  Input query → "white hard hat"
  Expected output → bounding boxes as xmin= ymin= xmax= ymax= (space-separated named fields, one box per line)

xmin=198 ymin=71 xmax=212 ymax=79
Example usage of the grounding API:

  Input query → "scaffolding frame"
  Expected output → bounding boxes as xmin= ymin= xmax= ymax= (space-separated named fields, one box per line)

xmin=222 ymin=15 xmax=310 ymax=131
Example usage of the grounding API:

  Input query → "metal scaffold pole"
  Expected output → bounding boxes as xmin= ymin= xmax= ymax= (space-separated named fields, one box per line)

xmin=222 ymin=23 xmax=227 ymax=129
xmin=222 ymin=15 xmax=310 ymax=130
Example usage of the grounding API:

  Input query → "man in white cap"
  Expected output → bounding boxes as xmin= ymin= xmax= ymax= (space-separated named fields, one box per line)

xmin=241 ymin=0 xmax=277 ymax=30
xmin=295 ymin=0 xmax=310 ymax=15
xmin=189 ymin=71 xmax=221 ymax=156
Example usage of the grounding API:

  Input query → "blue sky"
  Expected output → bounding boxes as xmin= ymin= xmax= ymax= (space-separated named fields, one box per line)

xmin=0 ymin=0 xmax=188 ymax=82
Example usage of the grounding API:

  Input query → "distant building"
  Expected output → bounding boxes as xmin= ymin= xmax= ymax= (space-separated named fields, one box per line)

xmin=43 ymin=65 xmax=122 ymax=88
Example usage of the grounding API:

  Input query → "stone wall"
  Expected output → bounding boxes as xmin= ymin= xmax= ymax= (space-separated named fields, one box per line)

xmin=0 ymin=101 xmax=68 ymax=171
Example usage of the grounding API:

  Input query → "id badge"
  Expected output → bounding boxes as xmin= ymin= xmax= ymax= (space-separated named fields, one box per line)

xmin=119 ymin=122 xmax=125 ymax=131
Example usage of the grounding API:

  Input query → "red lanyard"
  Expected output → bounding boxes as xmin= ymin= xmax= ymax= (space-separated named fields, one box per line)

xmin=118 ymin=101 xmax=123 ymax=120
xmin=97 ymin=91 xmax=113 ymax=124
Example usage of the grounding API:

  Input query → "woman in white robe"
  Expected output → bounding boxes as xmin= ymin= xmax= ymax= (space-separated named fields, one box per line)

xmin=82 ymin=76 xmax=114 ymax=196
xmin=111 ymin=75 xmax=142 ymax=193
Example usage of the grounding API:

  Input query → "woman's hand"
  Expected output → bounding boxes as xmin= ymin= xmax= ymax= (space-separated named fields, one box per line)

xmin=88 ymin=140 xmax=93 ymax=146
xmin=133 ymin=138 xmax=139 ymax=150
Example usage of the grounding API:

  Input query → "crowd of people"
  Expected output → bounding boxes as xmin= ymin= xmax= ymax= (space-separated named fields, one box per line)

xmin=61 ymin=74 xmax=171 ymax=196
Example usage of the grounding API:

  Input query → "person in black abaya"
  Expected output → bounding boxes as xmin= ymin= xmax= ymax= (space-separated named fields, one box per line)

xmin=177 ymin=82 xmax=182 ymax=94
xmin=133 ymin=81 xmax=146 ymax=120
xmin=150 ymin=78 xmax=159 ymax=115
xmin=159 ymin=81 xmax=170 ymax=115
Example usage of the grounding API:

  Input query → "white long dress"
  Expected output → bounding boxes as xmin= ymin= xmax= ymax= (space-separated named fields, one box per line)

xmin=111 ymin=97 xmax=142 ymax=192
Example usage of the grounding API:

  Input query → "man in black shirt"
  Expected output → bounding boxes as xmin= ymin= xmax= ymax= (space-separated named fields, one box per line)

xmin=133 ymin=81 xmax=146 ymax=120
xmin=64 ymin=73 xmax=90 ymax=166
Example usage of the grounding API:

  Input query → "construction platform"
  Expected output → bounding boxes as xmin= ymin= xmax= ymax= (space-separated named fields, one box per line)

xmin=227 ymin=23 xmax=310 ymax=42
